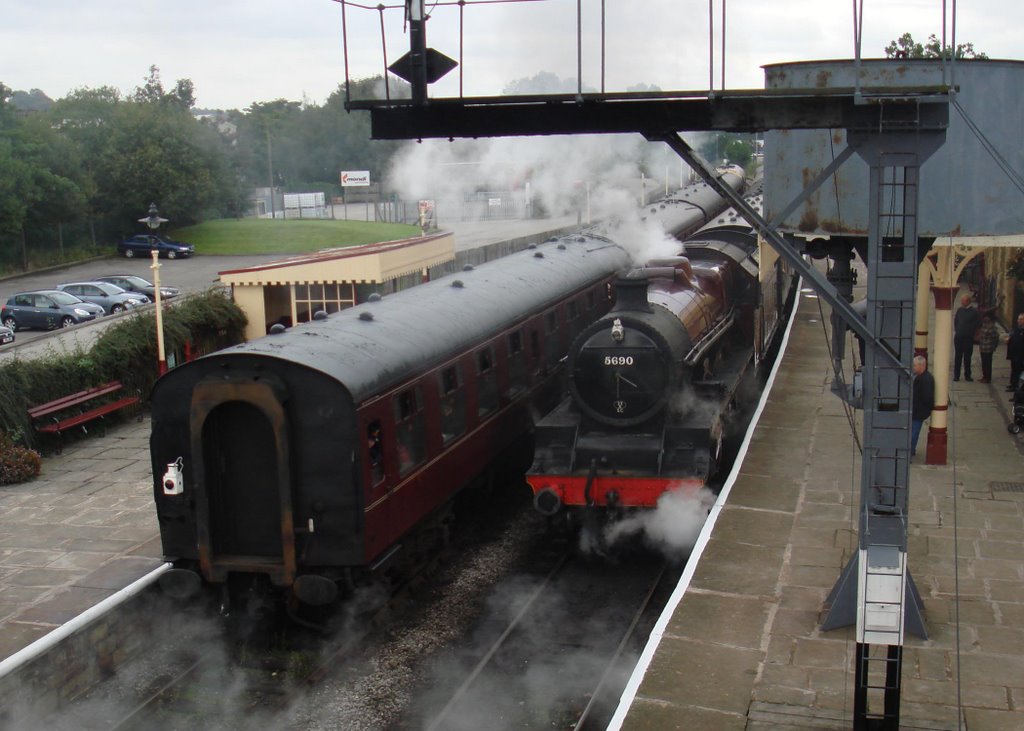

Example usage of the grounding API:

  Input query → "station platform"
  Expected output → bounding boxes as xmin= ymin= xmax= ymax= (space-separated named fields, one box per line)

xmin=616 ymin=290 xmax=1024 ymax=730
xmin=0 ymin=419 xmax=161 ymax=661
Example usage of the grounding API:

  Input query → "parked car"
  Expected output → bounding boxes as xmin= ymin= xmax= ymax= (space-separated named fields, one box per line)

xmin=117 ymin=234 xmax=195 ymax=259
xmin=1 ymin=290 xmax=105 ymax=331
xmin=56 ymin=281 xmax=150 ymax=314
xmin=0 ymin=323 xmax=14 ymax=346
xmin=93 ymin=275 xmax=181 ymax=300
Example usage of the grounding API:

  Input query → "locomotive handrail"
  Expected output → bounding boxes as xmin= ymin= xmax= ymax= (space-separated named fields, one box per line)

xmin=683 ymin=310 xmax=737 ymax=367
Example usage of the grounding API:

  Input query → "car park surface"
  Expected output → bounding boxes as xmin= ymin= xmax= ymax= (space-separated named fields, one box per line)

xmin=56 ymin=281 xmax=150 ymax=314
xmin=0 ymin=254 xmax=282 ymax=356
xmin=1 ymin=290 xmax=105 ymax=331
xmin=117 ymin=234 xmax=195 ymax=259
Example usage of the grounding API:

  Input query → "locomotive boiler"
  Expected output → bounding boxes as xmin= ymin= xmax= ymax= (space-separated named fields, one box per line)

xmin=527 ymin=187 xmax=796 ymax=518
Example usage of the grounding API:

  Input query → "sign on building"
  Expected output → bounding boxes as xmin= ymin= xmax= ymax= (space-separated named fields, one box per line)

xmin=341 ymin=170 xmax=371 ymax=187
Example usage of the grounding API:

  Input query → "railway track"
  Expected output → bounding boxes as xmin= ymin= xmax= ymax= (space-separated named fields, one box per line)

xmin=28 ymin=489 xmax=681 ymax=730
xmin=408 ymin=547 xmax=677 ymax=731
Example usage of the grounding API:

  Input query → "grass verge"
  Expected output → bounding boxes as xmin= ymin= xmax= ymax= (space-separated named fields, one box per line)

xmin=170 ymin=219 xmax=421 ymax=255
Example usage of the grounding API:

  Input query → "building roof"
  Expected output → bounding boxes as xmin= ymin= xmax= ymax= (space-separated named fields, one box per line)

xmin=217 ymin=232 xmax=456 ymax=286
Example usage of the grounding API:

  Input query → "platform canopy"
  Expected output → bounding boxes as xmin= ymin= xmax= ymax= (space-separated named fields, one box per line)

xmin=218 ymin=233 xmax=454 ymax=286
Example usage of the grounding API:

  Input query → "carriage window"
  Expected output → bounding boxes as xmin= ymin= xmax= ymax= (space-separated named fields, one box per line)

xmin=544 ymin=310 xmax=561 ymax=368
xmin=393 ymin=386 xmax=425 ymax=475
xmin=439 ymin=365 xmax=466 ymax=444
xmin=367 ymin=420 xmax=384 ymax=485
xmin=477 ymin=346 xmax=498 ymax=416
xmin=507 ymin=330 xmax=527 ymax=394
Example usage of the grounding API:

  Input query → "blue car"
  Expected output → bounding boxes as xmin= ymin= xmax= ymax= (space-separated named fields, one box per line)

xmin=1 ymin=290 xmax=105 ymax=331
xmin=117 ymin=234 xmax=195 ymax=259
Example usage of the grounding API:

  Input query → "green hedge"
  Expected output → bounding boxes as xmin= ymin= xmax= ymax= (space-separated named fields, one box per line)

xmin=0 ymin=289 xmax=247 ymax=450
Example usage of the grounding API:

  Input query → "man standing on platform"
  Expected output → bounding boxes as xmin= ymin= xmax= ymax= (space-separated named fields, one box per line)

xmin=1007 ymin=312 xmax=1024 ymax=392
xmin=978 ymin=312 xmax=999 ymax=383
xmin=911 ymin=355 xmax=934 ymax=459
xmin=953 ymin=294 xmax=981 ymax=382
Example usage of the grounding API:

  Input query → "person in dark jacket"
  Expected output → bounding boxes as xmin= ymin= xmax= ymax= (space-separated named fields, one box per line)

xmin=911 ymin=355 xmax=934 ymax=458
xmin=977 ymin=312 xmax=999 ymax=383
xmin=1007 ymin=312 xmax=1024 ymax=392
xmin=953 ymin=293 xmax=981 ymax=382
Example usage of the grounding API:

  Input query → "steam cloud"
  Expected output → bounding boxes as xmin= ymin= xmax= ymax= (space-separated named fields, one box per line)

xmin=386 ymin=132 xmax=693 ymax=266
xmin=603 ymin=485 xmax=716 ymax=557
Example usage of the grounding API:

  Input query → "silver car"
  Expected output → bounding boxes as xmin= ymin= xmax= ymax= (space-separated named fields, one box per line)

xmin=56 ymin=281 xmax=150 ymax=314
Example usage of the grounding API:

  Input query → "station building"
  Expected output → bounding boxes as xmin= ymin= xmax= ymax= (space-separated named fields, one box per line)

xmin=218 ymin=232 xmax=455 ymax=341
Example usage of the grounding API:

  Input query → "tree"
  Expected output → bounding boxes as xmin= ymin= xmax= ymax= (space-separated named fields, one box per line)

xmin=9 ymin=88 xmax=54 ymax=112
xmin=885 ymin=33 xmax=988 ymax=60
xmin=0 ymin=82 xmax=87 ymax=268
xmin=503 ymin=71 xmax=583 ymax=95
xmin=133 ymin=65 xmax=196 ymax=109
xmin=697 ymin=132 xmax=754 ymax=169
xmin=49 ymin=86 xmax=123 ymax=239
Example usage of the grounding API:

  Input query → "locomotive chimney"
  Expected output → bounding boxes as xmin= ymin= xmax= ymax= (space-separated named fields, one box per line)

xmin=612 ymin=271 xmax=654 ymax=313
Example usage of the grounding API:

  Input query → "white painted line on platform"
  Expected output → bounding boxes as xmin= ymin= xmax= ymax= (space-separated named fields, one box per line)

xmin=607 ymin=278 xmax=803 ymax=729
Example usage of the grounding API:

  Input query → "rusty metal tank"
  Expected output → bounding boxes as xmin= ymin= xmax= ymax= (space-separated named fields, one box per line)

xmin=763 ymin=59 xmax=1024 ymax=238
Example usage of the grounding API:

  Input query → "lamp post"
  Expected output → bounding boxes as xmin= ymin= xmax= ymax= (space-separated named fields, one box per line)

xmin=139 ymin=203 xmax=169 ymax=375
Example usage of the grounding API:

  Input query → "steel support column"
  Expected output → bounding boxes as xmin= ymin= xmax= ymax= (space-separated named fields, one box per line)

xmin=647 ymin=132 xmax=898 ymax=365
xmin=820 ymin=132 xmax=943 ymax=730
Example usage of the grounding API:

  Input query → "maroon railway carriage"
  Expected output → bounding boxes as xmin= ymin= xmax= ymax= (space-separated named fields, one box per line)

xmin=150 ymin=235 xmax=631 ymax=605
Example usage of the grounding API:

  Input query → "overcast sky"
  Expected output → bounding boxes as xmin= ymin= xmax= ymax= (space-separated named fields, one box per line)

xmin=3 ymin=0 xmax=1020 ymax=110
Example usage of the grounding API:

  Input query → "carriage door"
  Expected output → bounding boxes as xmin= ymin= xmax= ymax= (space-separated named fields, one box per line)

xmin=191 ymin=377 xmax=295 ymax=586
xmin=203 ymin=401 xmax=280 ymax=557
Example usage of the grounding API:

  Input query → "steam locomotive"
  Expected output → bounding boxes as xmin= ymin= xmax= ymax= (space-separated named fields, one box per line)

xmin=526 ymin=187 xmax=797 ymax=519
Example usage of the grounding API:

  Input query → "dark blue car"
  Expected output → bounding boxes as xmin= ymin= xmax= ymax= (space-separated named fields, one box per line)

xmin=1 ymin=290 xmax=105 ymax=331
xmin=117 ymin=234 xmax=195 ymax=259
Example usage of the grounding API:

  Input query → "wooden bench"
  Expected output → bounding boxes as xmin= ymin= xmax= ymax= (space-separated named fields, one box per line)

xmin=28 ymin=381 xmax=141 ymax=451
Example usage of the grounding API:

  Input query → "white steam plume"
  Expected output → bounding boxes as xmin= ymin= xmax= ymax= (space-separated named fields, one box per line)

xmin=604 ymin=485 xmax=716 ymax=558
xmin=385 ymin=134 xmax=686 ymax=266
